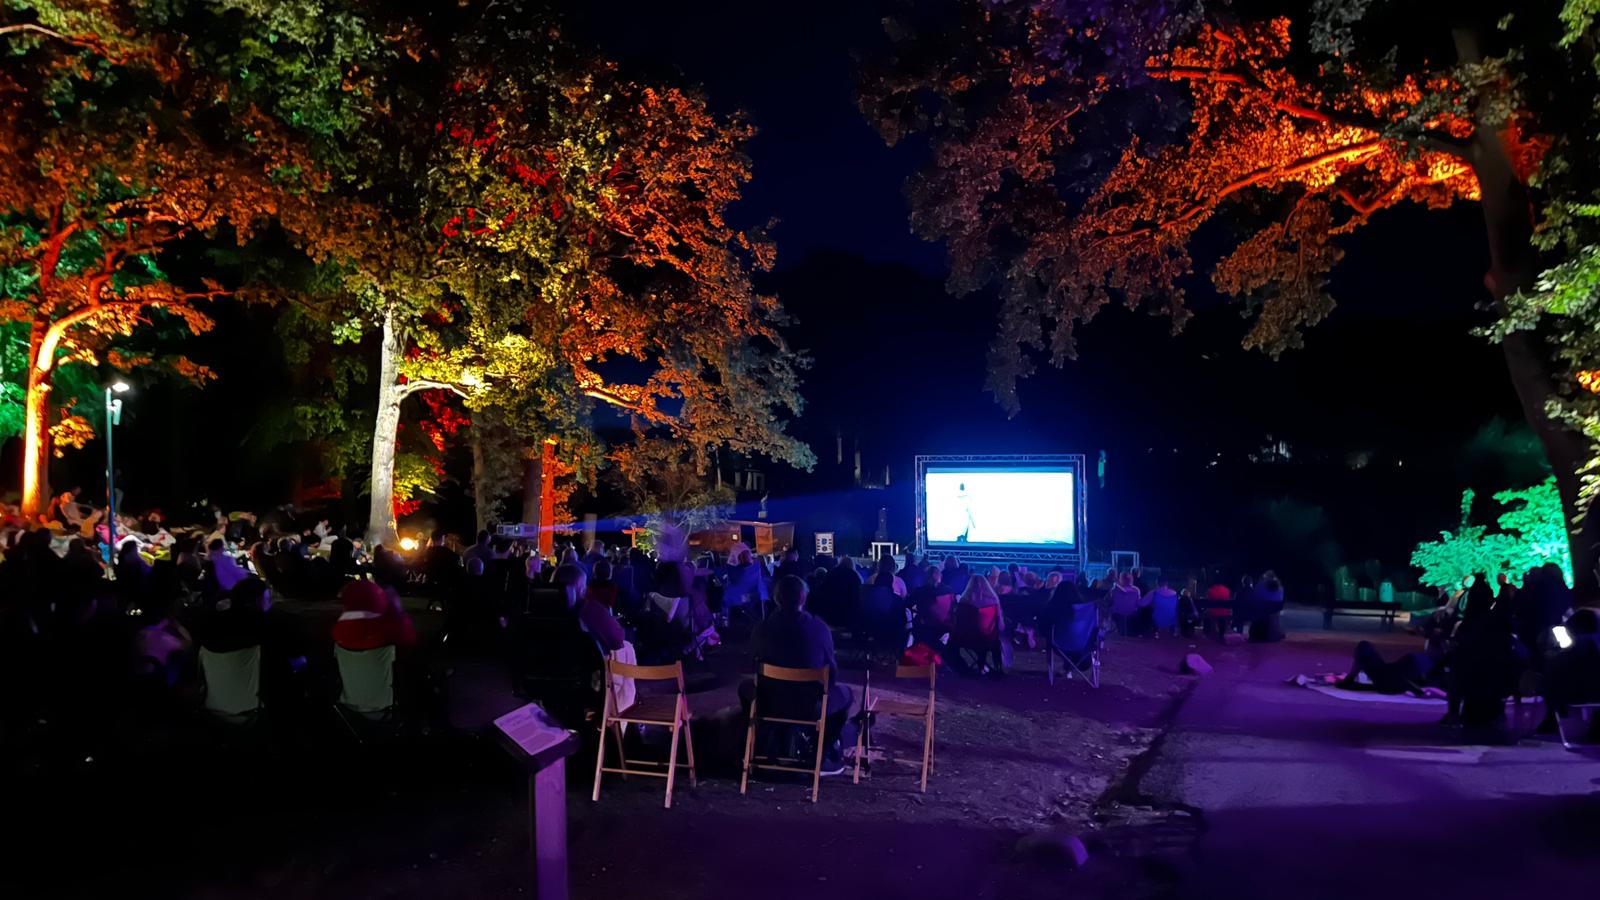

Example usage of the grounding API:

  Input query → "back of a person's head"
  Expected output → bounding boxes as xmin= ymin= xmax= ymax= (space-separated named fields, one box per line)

xmin=1567 ymin=607 xmax=1599 ymax=636
xmin=1051 ymin=580 xmax=1083 ymax=606
xmin=477 ymin=529 xmax=492 ymax=546
xmin=492 ymin=536 xmax=511 ymax=556
xmin=554 ymin=563 xmax=586 ymax=601
xmin=467 ymin=557 xmax=486 ymax=577
xmin=339 ymin=579 xmax=387 ymax=613
xmin=943 ymin=557 xmax=958 ymax=570
xmin=594 ymin=559 xmax=612 ymax=581
xmin=775 ymin=574 xmax=807 ymax=610
xmin=208 ymin=538 xmax=224 ymax=553
xmin=228 ymin=576 xmax=272 ymax=612
xmin=1158 ymin=578 xmax=1170 ymax=589
xmin=654 ymin=560 xmax=685 ymax=597
xmin=838 ymin=555 xmax=853 ymax=569
xmin=961 ymin=575 xmax=996 ymax=605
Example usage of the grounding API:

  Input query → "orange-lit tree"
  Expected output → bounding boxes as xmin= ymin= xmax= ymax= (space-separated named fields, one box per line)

xmin=864 ymin=2 xmax=1600 ymax=575
xmin=0 ymin=3 xmax=360 ymax=517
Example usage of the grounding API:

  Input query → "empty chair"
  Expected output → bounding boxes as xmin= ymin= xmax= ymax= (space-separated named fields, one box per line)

xmin=591 ymin=658 xmax=697 ymax=808
xmin=741 ymin=663 xmax=832 ymax=803
xmin=1047 ymin=602 xmax=1102 ymax=687
xmin=853 ymin=663 xmax=936 ymax=792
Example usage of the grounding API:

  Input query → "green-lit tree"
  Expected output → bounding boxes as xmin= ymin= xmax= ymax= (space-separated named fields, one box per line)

xmin=1412 ymin=478 xmax=1572 ymax=588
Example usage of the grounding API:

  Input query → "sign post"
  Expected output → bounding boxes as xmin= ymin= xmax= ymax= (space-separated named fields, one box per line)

xmin=493 ymin=703 xmax=580 ymax=899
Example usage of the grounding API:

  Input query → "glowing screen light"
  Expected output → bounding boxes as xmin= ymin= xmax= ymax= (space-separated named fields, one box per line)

xmin=398 ymin=536 xmax=419 ymax=552
xmin=924 ymin=467 xmax=1074 ymax=546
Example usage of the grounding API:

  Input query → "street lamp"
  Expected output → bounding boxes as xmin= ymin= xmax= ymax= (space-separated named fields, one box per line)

xmin=105 ymin=381 xmax=130 ymax=557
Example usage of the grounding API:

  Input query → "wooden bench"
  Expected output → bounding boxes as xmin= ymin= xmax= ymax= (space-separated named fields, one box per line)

xmin=1322 ymin=600 xmax=1400 ymax=630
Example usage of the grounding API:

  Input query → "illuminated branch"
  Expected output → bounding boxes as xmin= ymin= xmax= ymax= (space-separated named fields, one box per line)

xmin=397 ymin=378 xmax=469 ymax=400
xmin=1095 ymin=140 xmax=1386 ymax=245
xmin=1148 ymin=66 xmax=1472 ymax=158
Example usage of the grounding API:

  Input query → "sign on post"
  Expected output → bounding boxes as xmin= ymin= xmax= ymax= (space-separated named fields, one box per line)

xmin=492 ymin=703 xmax=580 ymax=900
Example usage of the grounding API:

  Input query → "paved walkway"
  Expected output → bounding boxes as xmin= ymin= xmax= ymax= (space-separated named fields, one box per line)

xmin=1138 ymin=624 xmax=1600 ymax=898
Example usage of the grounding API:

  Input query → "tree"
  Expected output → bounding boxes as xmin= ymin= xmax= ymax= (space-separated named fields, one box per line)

xmin=336 ymin=3 xmax=814 ymax=546
xmin=862 ymin=2 xmax=1600 ymax=580
xmin=609 ymin=435 xmax=736 ymax=557
xmin=0 ymin=1 xmax=363 ymax=516
xmin=1411 ymin=478 xmax=1572 ymax=588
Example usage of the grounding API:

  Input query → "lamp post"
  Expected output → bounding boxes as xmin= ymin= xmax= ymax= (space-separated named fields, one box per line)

xmin=105 ymin=381 xmax=130 ymax=557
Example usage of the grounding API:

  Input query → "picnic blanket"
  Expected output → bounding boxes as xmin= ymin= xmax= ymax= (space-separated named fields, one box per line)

xmin=1289 ymin=673 xmax=1448 ymax=705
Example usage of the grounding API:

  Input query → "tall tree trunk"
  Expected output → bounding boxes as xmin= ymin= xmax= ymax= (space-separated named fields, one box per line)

xmin=365 ymin=305 xmax=403 ymax=549
xmin=521 ymin=449 xmax=541 ymax=527
xmin=20 ymin=321 xmax=51 ymax=520
xmin=1457 ymin=26 xmax=1600 ymax=589
xmin=471 ymin=428 xmax=490 ymax=534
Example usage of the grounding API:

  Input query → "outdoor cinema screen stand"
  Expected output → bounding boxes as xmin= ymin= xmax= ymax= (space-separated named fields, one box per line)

xmin=913 ymin=453 xmax=1088 ymax=570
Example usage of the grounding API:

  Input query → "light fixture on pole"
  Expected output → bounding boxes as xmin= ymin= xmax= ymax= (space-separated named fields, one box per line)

xmin=105 ymin=381 xmax=130 ymax=558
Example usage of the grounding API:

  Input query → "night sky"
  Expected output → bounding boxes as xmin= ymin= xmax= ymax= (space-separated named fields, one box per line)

xmin=34 ymin=0 xmax=1531 ymax=588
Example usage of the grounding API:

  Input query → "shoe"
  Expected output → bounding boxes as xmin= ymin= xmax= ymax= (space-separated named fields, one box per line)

xmin=819 ymin=757 xmax=847 ymax=777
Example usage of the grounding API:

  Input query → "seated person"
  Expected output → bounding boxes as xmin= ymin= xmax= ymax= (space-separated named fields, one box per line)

xmin=205 ymin=539 xmax=250 ymax=594
xmin=1539 ymin=608 xmax=1600 ymax=733
xmin=1246 ymin=571 xmax=1286 ymax=643
xmin=639 ymin=561 xmax=715 ymax=662
xmin=134 ymin=577 xmax=192 ymax=688
xmin=587 ymin=559 xmax=620 ymax=610
xmin=555 ymin=563 xmax=625 ymax=653
xmin=949 ymin=575 xmax=1006 ymax=675
xmin=194 ymin=576 xmax=310 ymax=704
xmin=908 ymin=567 xmax=955 ymax=648
xmin=718 ymin=548 xmax=769 ymax=617
xmin=332 ymin=580 xmax=417 ymax=651
xmin=739 ymin=575 xmax=852 ymax=775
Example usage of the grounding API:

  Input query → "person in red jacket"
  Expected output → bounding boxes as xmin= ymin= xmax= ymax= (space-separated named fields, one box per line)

xmin=332 ymin=580 xmax=417 ymax=651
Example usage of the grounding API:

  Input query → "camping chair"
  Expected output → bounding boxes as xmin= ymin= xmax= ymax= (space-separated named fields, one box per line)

xmin=1047 ymin=602 xmax=1102 ymax=687
xmin=591 ymin=659 xmax=697 ymax=808
xmin=1557 ymin=703 xmax=1600 ymax=751
xmin=853 ymin=663 xmax=936 ymax=792
xmin=741 ymin=663 xmax=832 ymax=803
xmin=949 ymin=604 xmax=1002 ymax=673
xmin=333 ymin=644 xmax=398 ymax=739
xmin=199 ymin=645 xmax=263 ymax=720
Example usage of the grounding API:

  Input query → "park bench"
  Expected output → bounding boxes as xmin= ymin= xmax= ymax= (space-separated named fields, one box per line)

xmin=1322 ymin=600 xmax=1400 ymax=630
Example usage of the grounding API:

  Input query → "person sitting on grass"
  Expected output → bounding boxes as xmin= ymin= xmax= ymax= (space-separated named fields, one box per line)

xmin=1335 ymin=635 xmax=1448 ymax=695
xmin=740 ymin=575 xmax=853 ymax=776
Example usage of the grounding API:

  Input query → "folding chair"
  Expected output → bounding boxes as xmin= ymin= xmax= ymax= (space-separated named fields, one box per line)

xmin=741 ymin=663 xmax=831 ymax=803
xmin=591 ymin=659 xmax=697 ymax=809
xmin=333 ymin=644 xmax=398 ymax=739
xmin=1047 ymin=602 xmax=1102 ymax=687
xmin=199 ymin=645 xmax=263 ymax=720
xmin=853 ymin=664 xmax=936 ymax=792
xmin=949 ymin=604 xmax=1002 ymax=673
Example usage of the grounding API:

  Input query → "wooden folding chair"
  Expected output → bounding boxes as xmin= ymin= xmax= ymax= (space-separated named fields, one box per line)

xmin=591 ymin=658 xmax=696 ymax=809
xmin=740 ymin=663 xmax=831 ymax=803
xmin=854 ymin=663 xmax=936 ymax=792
